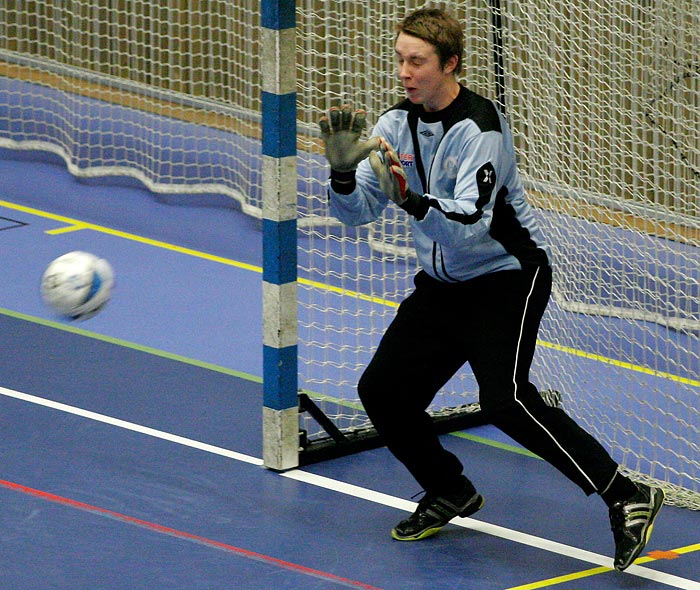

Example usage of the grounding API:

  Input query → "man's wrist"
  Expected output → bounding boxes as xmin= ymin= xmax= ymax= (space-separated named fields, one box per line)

xmin=330 ymin=169 xmax=356 ymax=194
xmin=399 ymin=188 xmax=429 ymax=220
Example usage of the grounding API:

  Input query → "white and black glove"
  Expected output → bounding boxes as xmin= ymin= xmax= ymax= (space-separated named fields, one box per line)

xmin=319 ymin=105 xmax=380 ymax=172
xmin=319 ymin=105 xmax=380 ymax=193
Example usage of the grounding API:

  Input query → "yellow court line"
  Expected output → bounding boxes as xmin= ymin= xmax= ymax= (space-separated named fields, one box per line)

xmin=45 ymin=222 xmax=93 ymax=235
xmin=0 ymin=199 xmax=387 ymax=303
xmin=1 ymin=199 xmax=695 ymax=387
xmin=537 ymin=340 xmax=700 ymax=388
xmin=1 ymin=199 xmax=262 ymax=272
xmin=507 ymin=542 xmax=700 ymax=590
xmin=507 ymin=565 xmax=610 ymax=590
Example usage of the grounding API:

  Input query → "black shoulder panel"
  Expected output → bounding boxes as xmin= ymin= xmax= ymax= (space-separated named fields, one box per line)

xmin=446 ymin=86 xmax=502 ymax=134
xmin=382 ymin=97 xmax=414 ymax=117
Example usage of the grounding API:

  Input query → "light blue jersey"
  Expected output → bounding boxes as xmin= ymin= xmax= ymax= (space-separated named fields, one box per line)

xmin=328 ymin=85 xmax=550 ymax=282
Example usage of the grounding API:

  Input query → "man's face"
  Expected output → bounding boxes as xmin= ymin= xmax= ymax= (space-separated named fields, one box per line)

xmin=395 ymin=32 xmax=456 ymax=112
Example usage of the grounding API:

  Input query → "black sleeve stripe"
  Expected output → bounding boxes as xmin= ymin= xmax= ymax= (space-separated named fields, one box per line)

xmin=424 ymin=160 xmax=496 ymax=225
xmin=427 ymin=198 xmax=484 ymax=225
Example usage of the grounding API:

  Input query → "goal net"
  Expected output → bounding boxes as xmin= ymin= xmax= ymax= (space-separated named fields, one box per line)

xmin=0 ymin=0 xmax=698 ymax=509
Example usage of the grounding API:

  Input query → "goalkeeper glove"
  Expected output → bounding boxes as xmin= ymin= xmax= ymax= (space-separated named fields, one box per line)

xmin=319 ymin=105 xmax=380 ymax=173
xmin=369 ymin=138 xmax=411 ymax=205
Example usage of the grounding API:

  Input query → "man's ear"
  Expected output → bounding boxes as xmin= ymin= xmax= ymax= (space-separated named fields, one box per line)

xmin=444 ymin=54 xmax=459 ymax=75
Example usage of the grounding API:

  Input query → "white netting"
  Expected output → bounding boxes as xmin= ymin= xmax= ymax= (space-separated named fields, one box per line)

xmin=0 ymin=1 xmax=262 ymax=211
xmin=0 ymin=0 xmax=697 ymax=508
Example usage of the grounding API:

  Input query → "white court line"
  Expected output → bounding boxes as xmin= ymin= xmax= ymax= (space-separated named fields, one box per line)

xmin=0 ymin=386 xmax=263 ymax=467
xmin=283 ymin=470 xmax=700 ymax=590
xmin=2 ymin=385 xmax=699 ymax=590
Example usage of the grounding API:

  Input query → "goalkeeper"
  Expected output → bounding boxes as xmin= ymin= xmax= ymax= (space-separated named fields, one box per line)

xmin=319 ymin=7 xmax=663 ymax=572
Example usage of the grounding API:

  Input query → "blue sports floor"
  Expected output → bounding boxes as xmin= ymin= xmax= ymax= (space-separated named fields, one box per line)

xmin=1 ymin=148 xmax=699 ymax=590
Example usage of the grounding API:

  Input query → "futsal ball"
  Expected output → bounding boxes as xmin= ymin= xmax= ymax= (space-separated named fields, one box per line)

xmin=41 ymin=251 xmax=114 ymax=320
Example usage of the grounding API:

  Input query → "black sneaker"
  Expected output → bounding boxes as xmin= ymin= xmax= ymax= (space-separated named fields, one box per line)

xmin=609 ymin=483 xmax=664 ymax=571
xmin=391 ymin=483 xmax=485 ymax=541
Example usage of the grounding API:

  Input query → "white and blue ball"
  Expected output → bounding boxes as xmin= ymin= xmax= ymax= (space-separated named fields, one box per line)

xmin=41 ymin=251 xmax=114 ymax=320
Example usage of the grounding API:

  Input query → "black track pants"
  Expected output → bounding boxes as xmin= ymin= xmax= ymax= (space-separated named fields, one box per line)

xmin=357 ymin=266 xmax=619 ymax=496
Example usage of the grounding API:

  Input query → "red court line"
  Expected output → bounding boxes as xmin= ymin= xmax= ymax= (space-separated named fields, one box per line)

xmin=0 ymin=478 xmax=382 ymax=590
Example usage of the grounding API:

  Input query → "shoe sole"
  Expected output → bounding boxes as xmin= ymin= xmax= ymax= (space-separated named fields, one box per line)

xmin=615 ymin=487 xmax=665 ymax=571
xmin=391 ymin=494 xmax=485 ymax=542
